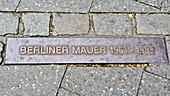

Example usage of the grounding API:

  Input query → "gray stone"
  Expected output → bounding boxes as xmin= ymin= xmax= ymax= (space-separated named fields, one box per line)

xmin=93 ymin=14 xmax=132 ymax=36
xmin=136 ymin=14 xmax=170 ymax=35
xmin=53 ymin=14 xmax=89 ymax=35
xmin=17 ymin=0 xmax=92 ymax=13
xmin=22 ymin=13 xmax=50 ymax=36
xmin=138 ymin=72 xmax=170 ymax=96
xmin=146 ymin=64 xmax=170 ymax=79
xmin=58 ymin=88 xmax=78 ymax=96
xmin=0 ymin=13 xmax=19 ymax=35
xmin=91 ymin=0 xmax=159 ymax=12
xmin=0 ymin=42 xmax=3 ymax=63
xmin=0 ymin=65 xmax=66 ymax=96
xmin=61 ymin=67 xmax=143 ymax=96
xmin=6 ymin=38 xmax=168 ymax=64
xmin=0 ymin=0 xmax=20 ymax=11
xmin=161 ymin=0 xmax=170 ymax=12
xmin=139 ymin=0 xmax=162 ymax=8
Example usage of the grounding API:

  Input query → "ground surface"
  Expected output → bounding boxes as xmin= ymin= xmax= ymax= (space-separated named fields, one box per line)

xmin=0 ymin=0 xmax=170 ymax=96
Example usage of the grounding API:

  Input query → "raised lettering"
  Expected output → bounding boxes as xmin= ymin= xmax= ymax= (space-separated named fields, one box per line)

xmin=20 ymin=46 xmax=27 ymax=55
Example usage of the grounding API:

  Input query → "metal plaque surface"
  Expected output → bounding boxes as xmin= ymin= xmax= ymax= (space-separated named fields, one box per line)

xmin=6 ymin=38 xmax=168 ymax=64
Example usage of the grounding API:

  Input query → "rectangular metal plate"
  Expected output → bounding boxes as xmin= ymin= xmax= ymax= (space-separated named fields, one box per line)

xmin=6 ymin=38 xmax=168 ymax=64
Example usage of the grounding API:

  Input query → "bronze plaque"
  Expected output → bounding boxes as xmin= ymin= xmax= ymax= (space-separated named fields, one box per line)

xmin=6 ymin=38 xmax=168 ymax=64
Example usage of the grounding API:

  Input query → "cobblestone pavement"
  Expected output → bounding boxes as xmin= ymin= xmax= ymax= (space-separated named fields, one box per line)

xmin=0 ymin=0 xmax=170 ymax=96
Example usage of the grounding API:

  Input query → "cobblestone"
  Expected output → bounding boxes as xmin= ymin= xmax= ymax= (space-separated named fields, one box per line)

xmin=53 ymin=14 xmax=89 ymax=35
xmin=136 ymin=14 xmax=170 ymax=35
xmin=93 ymin=14 xmax=132 ymax=36
xmin=0 ymin=42 xmax=3 ymax=63
xmin=0 ymin=65 xmax=66 ymax=96
xmin=61 ymin=67 xmax=142 ymax=96
xmin=161 ymin=0 xmax=170 ymax=12
xmin=17 ymin=0 xmax=92 ymax=13
xmin=91 ymin=0 xmax=158 ymax=12
xmin=22 ymin=13 xmax=50 ymax=36
xmin=146 ymin=64 xmax=170 ymax=79
xmin=0 ymin=13 xmax=19 ymax=35
xmin=138 ymin=72 xmax=170 ymax=96
xmin=139 ymin=0 xmax=162 ymax=8
xmin=58 ymin=88 xmax=78 ymax=96
xmin=0 ymin=0 xmax=20 ymax=11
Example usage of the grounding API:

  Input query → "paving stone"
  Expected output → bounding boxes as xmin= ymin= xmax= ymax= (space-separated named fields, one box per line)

xmin=22 ymin=13 xmax=50 ymax=36
xmin=58 ymin=88 xmax=78 ymax=96
xmin=146 ymin=64 xmax=170 ymax=79
xmin=0 ymin=0 xmax=20 ymax=11
xmin=0 ymin=42 xmax=3 ymax=63
xmin=161 ymin=0 xmax=170 ymax=12
xmin=136 ymin=14 xmax=170 ymax=35
xmin=138 ymin=72 xmax=170 ymax=96
xmin=139 ymin=0 xmax=162 ymax=8
xmin=0 ymin=65 xmax=66 ymax=96
xmin=0 ymin=13 xmax=19 ymax=35
xmin=17 ymin=0 xmax=92 ymax=13
xmin=53 ymin=14 xmax=89 ymax=35
xmin=93 ymin=14 xmax=132 ymax=36
xmin=61 ymin=67 xmax=142 ymax=96
xmin=91 ymin=0 xmax=159 ymax=12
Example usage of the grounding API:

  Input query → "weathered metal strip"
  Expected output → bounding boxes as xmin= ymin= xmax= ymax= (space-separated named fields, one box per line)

xmin=6 ymin=38 xmax=168 ymax=64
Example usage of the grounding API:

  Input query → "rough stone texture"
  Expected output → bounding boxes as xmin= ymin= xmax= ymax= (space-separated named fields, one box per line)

xmin=93 ymin=14 xmax=132 ymax=36
xmin=146 ymin=64 xmax=170 ymax=79
xmin=0 ymin=13 xmax=19 ymax=35
xmin=0 ymin=0 xmax=20 ymax=11
xmin=58 ymin=88 xmax=78 ymax=96
xmin=0 ymin=42 xmax=3 ymax=63
xmin=6 ymin=38 xmax=168 ymax=64
xmin=136 ymin=14 xmax=170 ymax=35
xmin=161 ymin=0 xmax=170 ymax=12
xmin=53 ymin=14 xmax=89 ymax=35
xmin=17 ymin=0 xmax=92 ymax=13
xmin=138 ymin=72 xmax=170 ymax=96
xmin=22 ymin=13 xmax=50 ymax=36
xmin=0 ymin=65 xmax=66 ymax=96
xmin=91 ymin=0 xmax=159 ymax=12
xmin=61 ymin=67 xmax=142 ymax=96
xmin=139 ymin=0 xmax=162 ymax=8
